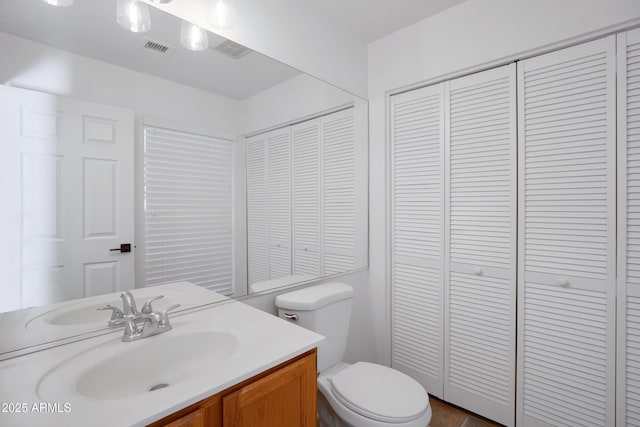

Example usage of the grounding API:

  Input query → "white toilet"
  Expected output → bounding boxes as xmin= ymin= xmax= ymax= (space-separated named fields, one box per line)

xmin=276 ymin=282 xmax=432 ymax=427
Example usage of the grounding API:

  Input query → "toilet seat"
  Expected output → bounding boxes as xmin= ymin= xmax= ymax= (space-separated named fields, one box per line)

xmin=328 ymin=362 xmax=429 ymax=423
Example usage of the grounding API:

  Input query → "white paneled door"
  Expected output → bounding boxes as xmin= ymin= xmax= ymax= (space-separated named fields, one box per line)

xmin=390 ymin=83 xmax=446 ymax=398
xmin=517 ymin=36 xmax=616 ymax=426
xmin=445 ymin=63 xmax=516 ymax=426
xmin=618 ymin=27 xmax=640 ymax=427
xmin=0 ymin=85 xmax=134 ymax=312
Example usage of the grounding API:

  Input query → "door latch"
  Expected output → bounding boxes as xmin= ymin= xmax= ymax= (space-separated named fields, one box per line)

xmin=110 ymin=243 xmax=132 ymax=253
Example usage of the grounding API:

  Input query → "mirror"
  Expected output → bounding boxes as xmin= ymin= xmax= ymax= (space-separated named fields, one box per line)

xmin=0 ymin=0 xmax=367 ymax=358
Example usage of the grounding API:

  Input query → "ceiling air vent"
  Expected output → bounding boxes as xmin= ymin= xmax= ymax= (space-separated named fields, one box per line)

xmin=141 ymin=38 xmax=174 ymax=54
xmin=211 ymin=39 xmax=251 ymax=59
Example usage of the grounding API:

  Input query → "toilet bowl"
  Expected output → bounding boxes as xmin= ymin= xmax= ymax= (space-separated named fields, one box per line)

xmin=275 ymin=282 xmax=432 ymax=427
xmin=318 ymin=362 xmax=432 ymax=427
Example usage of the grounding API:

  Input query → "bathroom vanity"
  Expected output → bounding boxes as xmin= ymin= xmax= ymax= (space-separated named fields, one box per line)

xmin=0 ymin=297 xmax=323 ymax=427
xmin=149 ymin=349 xmax=316 ymax=427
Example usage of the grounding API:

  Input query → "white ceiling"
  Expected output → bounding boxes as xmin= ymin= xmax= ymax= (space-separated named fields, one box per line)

xmin=0 ymin=0 xmax=300 ymax=100
xmin=0 ymin=0 xmax=468 ymax=99
xmin=299 ymin=0 xmax=468 ymax=42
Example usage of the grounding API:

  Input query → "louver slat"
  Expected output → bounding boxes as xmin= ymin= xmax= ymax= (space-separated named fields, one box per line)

xmin=619 ymin=28 xmax=640 ymax=427
xmin=390 ymin=84 xmax=445 ymax=397
xmin=518 ymin=36 xmax=616 ymax=427
xmin=445 ymin=64 xmax=516 ymax=427
xmin=144 ymin=127 xmax=234 ymax=294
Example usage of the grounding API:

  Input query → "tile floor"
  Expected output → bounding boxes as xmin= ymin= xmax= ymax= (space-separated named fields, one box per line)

xmin=429 ymin=397 xmax=503 ymax=427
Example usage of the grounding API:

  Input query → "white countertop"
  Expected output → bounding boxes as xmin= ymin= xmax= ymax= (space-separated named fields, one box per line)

xmin=0 ymin=282 xmax=230 ymax=359
xmin=0 ymin=299 xmax=323 ymax=427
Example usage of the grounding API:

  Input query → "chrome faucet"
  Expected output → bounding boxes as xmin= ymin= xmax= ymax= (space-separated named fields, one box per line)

xmin=120 ymin=291 xmax=139 ymax=317
xmin=97 ymin=291 xmax=179 ymax=340
xmin=112 ymin=304 xmax=181 ymax=342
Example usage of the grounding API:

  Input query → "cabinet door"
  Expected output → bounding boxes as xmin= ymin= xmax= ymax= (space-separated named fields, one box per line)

xmin=266 ymin=128 xmax=292 ymax=279
xmin=390 ymin=84 xmax=446 ymax=398
xmin=517 ymin=36 xmax=616 ymax=426
xmin=618 ymin=27 xmax=640 ymax=427
xmin=292 ymin=118 xmax=322 ymax=276
xmin=163 ymin=409 xmax=205 ymax=427
xmin=222 ymin=353 xmax=317 ymax=427
xmin=246 ymin=134 xmax=269 ymax=285
xmin=444 ymin=63 xmax=516 ymax=426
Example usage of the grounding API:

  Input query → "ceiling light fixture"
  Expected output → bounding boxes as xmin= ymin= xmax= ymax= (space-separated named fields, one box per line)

xmin=208 ymin=0 xmax=237 ymax=30
xmin=181 ymin=21 xmax=209 ymax=51
xmin=40 ymin=0 xmax=74 ymax=6
xmin=117 ymin=0 xmax=151 ymax=33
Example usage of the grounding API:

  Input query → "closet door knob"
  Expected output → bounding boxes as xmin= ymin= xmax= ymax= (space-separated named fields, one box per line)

xmin=556 ymin=278 xmax=570 ymax=287
xmin=473 ymin=267 xmax=483 ymax=276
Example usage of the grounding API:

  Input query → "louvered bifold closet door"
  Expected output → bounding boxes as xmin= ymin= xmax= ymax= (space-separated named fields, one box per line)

xmin=246 ymin=133 xmax=269 ymax=285
xmin=292 ymin=118 xmax=322 ymax=277
xmin=322 ymin=108 xmax=356 ymax=275
xmin=390 ymin=84 xmax=445 ymax=397
xmin=444 ymin=63 xmax=516 ymax=426
xmin=618 ymin=27 xmax=640 ymax=427
xmin=517 ymin=36 xmax=616 ymax=427
xmin=266 ymin=128 xmax=292 ymax=279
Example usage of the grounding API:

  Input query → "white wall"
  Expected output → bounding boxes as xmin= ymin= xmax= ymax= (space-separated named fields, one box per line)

xmin=144 ymin=0 xmax=368 ymax=99
xmin=367 ymin=0 xmax=640 ymax=365
xmin=241 ymin=270 xmax=374 ymax=364
xmin=240 ymin=73 xmax=361 ymax=135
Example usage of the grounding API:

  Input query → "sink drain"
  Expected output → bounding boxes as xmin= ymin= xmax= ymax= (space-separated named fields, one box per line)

xmin=149 ymin=383 xmax=170 ymax=392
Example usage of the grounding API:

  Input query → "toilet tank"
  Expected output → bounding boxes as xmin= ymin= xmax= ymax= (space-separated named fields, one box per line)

xmin=275 ymin=282 xmax=353 ymax=372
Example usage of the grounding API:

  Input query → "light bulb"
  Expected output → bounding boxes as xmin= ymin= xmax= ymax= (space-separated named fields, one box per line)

xmin=41 ymin=0 xmax=74 ymax=6
xmin=181 ymin=21 xmax=209 ymax=51
xmin=208 ymin=0 xmax=237 ymax=30
xmin=117 ymin=0 xmax=151 ymax=33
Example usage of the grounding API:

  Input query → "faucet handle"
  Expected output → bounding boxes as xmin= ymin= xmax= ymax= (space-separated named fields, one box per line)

xmin=141 ymin=295 xmax=165 ymax=314
xmin=111 ymin=317 xmax=140 ymax=340
xmin=159 ymin=304 xmax=181 ymax=327
xmin=97 ymin=305 xmax=124 ymax=327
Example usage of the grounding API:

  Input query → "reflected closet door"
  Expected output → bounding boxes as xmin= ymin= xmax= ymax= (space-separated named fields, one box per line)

xmin=246 ymin=133 xmax=269 ymax=285
xmin=321 ymin=108 xmax=358 ymax=276
xmin=517 ymin=36 xmax=616 ymax=427
xmin=390 ymin=84 xmax=446 ymax=397
xmin=266 ymin=128 xmax=292 ymax=279
xmin=292 ymin=118 xmax=322 ymax=276
xmin=444 ymin=63 xmax=516 ymax=427
xmin=618 ymin=27 xmax=640 ymax=427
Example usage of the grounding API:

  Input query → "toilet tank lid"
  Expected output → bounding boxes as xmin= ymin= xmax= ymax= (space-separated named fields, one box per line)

xmin=275 ymin=282 xmax=353 ymax=311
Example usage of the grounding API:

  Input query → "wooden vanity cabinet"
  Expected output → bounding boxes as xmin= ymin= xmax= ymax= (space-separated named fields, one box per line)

xmin=148 ymin=349 xmax=317 ymax=427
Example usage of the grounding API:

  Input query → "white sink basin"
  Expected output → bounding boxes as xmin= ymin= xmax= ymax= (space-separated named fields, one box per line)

xmin=38 ymin=330 xmax=238 ymax=401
